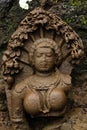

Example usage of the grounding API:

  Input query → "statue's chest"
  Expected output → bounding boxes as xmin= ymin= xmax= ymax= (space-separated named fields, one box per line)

xmin=24 ymin=82 xmax=66 ymax=117
xmin=24 ymin=73 xmax=67 ymax=117
xmin=28 ymin=74 xmax=60 ymax=90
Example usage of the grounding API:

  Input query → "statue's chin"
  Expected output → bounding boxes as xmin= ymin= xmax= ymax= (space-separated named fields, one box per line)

xmin=35 ymin=67 xmax=55 ymax=74
xmin=36 ymin=70 xmax=53 ymax=75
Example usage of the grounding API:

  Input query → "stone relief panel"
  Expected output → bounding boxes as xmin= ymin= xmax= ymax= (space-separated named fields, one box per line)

xmin=2 ymin=7 xmax=84 ymax=130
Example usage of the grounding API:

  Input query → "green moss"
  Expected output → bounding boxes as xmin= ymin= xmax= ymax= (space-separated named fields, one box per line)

xmin=80 ymin=15 xmax=87 ymax=25
xmin=53 ymin=0 xmax=59 ymax=3
xmin=65 ymin=15 xmax=87 ymax=26
xmin=65 ymin=18 xmax=70 ymax=23
xmin=70 ymin=0 xmax=81 ymax=6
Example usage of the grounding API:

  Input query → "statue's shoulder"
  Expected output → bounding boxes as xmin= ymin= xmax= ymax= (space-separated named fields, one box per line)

xmin=14 ymin=75 xmax=33 ymax=93
xmin=60 ymin=73 xmax=71 ymax=85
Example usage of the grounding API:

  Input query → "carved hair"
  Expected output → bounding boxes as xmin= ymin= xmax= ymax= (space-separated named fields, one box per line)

xmin=29 ymin=38 xmax=62 ymax=66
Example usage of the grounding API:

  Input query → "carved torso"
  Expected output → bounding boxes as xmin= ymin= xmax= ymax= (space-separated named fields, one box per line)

xmin=13 ymin=70 xmax=71 ymax=117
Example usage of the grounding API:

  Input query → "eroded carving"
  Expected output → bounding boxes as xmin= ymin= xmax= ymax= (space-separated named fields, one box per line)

xmin=2 ymin=7 xmax=84 ymax=130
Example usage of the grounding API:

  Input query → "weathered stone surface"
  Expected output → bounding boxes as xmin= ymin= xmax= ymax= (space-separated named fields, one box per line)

xmin=0 ymin=0 xmax=87 ymax=130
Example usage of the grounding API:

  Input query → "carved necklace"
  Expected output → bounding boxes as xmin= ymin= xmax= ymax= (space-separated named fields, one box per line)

xmin=28 ymin=71 xmax=61 ymax=90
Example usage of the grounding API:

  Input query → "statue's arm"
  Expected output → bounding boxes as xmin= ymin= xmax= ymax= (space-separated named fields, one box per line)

xmin=11 ymin=84 xmax=31 ymax=130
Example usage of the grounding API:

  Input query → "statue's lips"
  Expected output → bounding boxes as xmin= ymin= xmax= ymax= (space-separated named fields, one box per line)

xmin=39 ymin=63 xmax=50 ymax=68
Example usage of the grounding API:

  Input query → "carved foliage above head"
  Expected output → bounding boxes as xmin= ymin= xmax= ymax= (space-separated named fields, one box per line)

xmin=2 ymin=7 xmax=84 ymax=87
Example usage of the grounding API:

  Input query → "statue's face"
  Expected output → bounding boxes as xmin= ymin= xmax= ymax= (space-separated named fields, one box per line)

xmin=34 ymin=46 xmax=55 ymax=73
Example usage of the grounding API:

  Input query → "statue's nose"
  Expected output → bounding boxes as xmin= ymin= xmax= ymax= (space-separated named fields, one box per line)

xmin=42 ymin=54 xmax=46 ymax=61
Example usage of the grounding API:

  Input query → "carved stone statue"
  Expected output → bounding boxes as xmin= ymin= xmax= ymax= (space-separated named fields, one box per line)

xmin=11 ymin=38 xmax=71 ymax=129
xmin=2 ymin=7 xmax=84 ymax=130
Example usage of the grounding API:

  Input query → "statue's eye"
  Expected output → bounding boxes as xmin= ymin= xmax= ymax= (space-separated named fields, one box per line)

xmin=36 ymin=53 xmax=42 ymax=57
xmin=46 ymin=53 xmax=53 ymax=57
